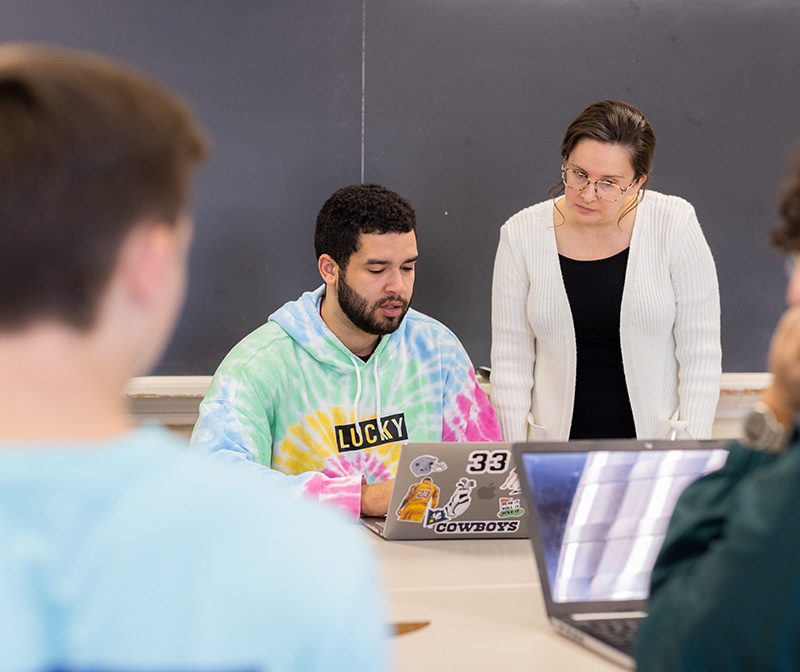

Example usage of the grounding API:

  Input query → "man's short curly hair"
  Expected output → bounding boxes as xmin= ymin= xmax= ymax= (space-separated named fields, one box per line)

xmin=773 ymin=153 xmax=800 ymax=252
xmin=314 ymin=184 xmax=416 ymax=268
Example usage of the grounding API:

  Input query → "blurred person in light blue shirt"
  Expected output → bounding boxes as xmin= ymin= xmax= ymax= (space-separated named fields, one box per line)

xmin=0 ymin=44 xmax=386 ymax=672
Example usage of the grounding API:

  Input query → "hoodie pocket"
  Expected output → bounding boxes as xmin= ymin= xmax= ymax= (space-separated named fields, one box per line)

xmin=526 ymin=413 xmax=548 ymax=441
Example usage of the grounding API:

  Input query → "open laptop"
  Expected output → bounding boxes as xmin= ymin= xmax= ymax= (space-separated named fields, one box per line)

xmin=513 ymin=439 xmax=729 ymax=668
xmin=361 ymin=442 xmax=529 ymax=540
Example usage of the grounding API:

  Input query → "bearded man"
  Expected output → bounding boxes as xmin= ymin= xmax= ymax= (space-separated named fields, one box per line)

xmin=192 ymin=184 xmax=501 ymax=518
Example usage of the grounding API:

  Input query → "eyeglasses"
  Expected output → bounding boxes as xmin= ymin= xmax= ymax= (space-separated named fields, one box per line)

xmin=561 ymin=166 xmax=637 ymax=203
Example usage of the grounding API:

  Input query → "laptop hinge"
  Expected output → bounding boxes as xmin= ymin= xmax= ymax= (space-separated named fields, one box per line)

xmin=571 ymin=611 xmax=647 ymax=621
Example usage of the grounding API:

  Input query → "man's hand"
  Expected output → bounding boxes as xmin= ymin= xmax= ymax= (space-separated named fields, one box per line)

xmin=360 ymin=478 xmax=394 ymax=517
xmin=765 ymin=306 xmax=800 ymax=427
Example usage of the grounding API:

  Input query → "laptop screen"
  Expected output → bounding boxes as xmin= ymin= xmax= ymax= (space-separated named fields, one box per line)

xmin=520 ymin=448 xmax=727 ymax=604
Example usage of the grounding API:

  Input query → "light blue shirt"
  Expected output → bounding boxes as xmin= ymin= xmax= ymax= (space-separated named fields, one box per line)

xmin=0 ymin=425 xmax=387 ymax=671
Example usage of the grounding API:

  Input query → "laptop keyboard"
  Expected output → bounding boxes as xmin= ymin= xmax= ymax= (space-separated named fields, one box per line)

xmin=573 ymin=618 xmax=640 ymax=656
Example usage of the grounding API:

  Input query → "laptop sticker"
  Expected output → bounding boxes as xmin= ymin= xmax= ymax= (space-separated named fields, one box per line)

xmin=395 ymin=477 xmax=441 ymax=523
xmin=497 ymin=496 xmax=526 ymax=519
xmin=426 ymin=517 xmax=521 ymax=535
xmin=423 ymin=476 xmax=478 ymax=527
xmin=466 ymin=448 xmax=511 ymax=475
xmin=409 ymin=454 xmax=448 ymax=477
xmin=500 ymin=467 xmax=521 ymax=496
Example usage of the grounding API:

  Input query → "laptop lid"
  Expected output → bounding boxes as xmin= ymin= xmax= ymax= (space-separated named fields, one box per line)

xmin=513 ymin=439 xmax=729 ymax=618
xmin=366 ymin=442 xmax=529 ymax=540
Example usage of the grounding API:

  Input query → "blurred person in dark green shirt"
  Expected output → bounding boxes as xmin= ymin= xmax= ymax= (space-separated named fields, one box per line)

xmin=636 ymin=154 xmax=800 ymax=671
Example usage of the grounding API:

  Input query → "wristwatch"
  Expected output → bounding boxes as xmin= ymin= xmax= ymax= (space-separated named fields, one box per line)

xmin=742 ymin=402 xmax=789 ymax=453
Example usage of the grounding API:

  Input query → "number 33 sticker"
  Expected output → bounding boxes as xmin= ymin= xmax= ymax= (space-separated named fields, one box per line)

xmin=466 ymin=449 xmax=510 ymax=474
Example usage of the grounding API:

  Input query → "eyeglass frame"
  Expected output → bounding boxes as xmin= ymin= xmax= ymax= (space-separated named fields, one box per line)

xmin=560 ymin=164 xmax=640 ymax=203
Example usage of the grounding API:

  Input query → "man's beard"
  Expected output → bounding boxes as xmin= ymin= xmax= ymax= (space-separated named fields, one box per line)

xmin=337 ymin=273 xmax=410 ymax=335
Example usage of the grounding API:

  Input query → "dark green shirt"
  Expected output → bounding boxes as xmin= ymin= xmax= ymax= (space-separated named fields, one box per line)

xmin=637 ymin=427 xmax=800 ymax=671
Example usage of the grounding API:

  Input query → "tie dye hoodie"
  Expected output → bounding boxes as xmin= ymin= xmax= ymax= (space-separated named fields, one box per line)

xmin=191 ymin=286 xmax=501 ymax=517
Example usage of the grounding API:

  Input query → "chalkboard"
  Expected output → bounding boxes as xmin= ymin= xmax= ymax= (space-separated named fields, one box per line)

xmin=2 ymin=0 xmax=798 ymax=373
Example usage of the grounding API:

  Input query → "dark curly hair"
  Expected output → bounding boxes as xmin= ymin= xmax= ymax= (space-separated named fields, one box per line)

xmin=314 ymin=184 xmax=416 ymax=268
xmin=772 ymin=153 xmax=800 ymax=252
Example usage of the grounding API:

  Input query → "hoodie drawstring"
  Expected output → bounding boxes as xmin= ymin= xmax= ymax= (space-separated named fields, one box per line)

xmin=349 ymin=356 xmax=383 ymax=442
xmin=349 ymin=356 xmax=363 ymax=440
xmin=373 ymin=360 xmax=382 ymax=439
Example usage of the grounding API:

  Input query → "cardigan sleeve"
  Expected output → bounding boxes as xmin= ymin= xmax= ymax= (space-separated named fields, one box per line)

xmin=491 ymin=223 xmax=538 ymax=441
xmin=670 ymin=206 xmax=722 ymax=439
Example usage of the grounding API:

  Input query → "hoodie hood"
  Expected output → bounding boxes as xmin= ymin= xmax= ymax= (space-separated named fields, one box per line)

xmin=269 ymin=285 xmax=401 ymax=435
xmin=269 ymin=285 xmax=400 ymax=371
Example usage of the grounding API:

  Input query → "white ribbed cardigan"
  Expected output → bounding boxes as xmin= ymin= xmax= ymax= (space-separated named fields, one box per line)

xmin=490 ymin=191 xmax=721 ymax=442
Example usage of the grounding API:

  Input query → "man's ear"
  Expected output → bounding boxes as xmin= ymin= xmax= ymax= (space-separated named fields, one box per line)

xmin=318 ymin=253 xmax=340 ymax=287
xmin=120 ymin=223 xmax=178 ymax=310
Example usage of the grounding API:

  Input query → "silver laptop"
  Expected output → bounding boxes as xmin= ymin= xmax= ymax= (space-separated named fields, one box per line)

xmin=513 ymin=439 xmax=729 ymax=668
xmin=362 ymin=442 xmax=529 ymax=540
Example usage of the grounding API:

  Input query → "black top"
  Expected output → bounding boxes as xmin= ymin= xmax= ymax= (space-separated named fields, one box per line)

xmin=559 ymin=248 xmax=636 ymax=440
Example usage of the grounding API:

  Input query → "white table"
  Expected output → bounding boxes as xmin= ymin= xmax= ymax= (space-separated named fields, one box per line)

xmin=363 ymin=532 xmax=623 ymax=671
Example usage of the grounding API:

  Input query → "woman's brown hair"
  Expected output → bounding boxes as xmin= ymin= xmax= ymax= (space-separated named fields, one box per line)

xmin=552 ymin=100 xmax=656 ymax=224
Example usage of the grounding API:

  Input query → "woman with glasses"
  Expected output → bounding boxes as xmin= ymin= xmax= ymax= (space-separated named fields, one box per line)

xmin=490 ymin=100 xmax=721 ymax=441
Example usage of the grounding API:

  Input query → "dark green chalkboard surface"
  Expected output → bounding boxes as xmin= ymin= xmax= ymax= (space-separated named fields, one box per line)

xmin=2 ymin=0 xmax=798 ymax=373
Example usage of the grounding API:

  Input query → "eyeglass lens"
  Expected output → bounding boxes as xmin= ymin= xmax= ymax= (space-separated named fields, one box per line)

xmin=563 ymin=169 xmax=625 ymax=202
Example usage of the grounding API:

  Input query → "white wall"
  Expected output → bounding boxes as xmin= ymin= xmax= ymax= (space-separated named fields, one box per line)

xmin=127 ymin=373 xmax=770 ymax=440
